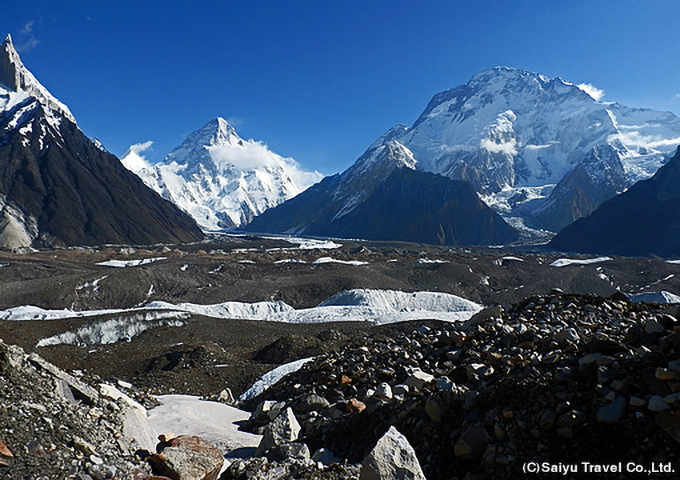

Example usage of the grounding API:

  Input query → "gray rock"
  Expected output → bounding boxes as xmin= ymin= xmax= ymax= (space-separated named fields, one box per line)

xmin=462 ymin=305 xmax=503 ymax=331
xmin=218 ymin=388 xmax=235 ymax=405
xmin=425 ymin=397 xmax=443 ymax=422
xmin=645 ymin=318 xmax=665 ymax=334
xmin=250 ymin=400 xmax=284 ymax=424
xmin=297 ymin=393 xmax=330 ymax=413
xmin=648 ymin=395 xmax=670 ymax=412
xmin=360 ymin=426 xmax=426 ymax=480
xmin=579 ymin=353 xmax=604 ymax=365
xmin=393 ymin=384 xmax=410 ymax=397
xmin=668 ymin=360 xmax=680 ymax=374
xmin=265 ymin=442 xmax=310 ymax=462
xmin=256 ymin=407 xmax=301 ymax=455
xmin=0 ymin=340 xmax=24 ymax=372
xmin=436 ymin=376 xmax=453 ymax=391
xmin=55 ymin=379 xmax=78 ymax=405
xmin=375 ymin=382 xmax=393 ymax=400
xmin=454 ymin=426 xmax=492 ymax=460
xmin=28 ymin=354 xmax=100 ymax=405
xmin=403 ymin=369 xmax=435 ymax=391
xmin=555 ymin=328 xmax=580 ymax=344
xmin=466 ymin=363 xmax=494 ymax=381
xmin=596 ymin=396 xmax=627 ymax=424
xmin=71 ymin=436 xmax=98 ymax=456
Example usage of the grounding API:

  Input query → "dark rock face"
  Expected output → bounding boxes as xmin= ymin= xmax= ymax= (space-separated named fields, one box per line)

xmin=246 ymin=146 xmax=519 ymax=247
xmin=329 ymin=168 xmax=518 ymax=245
xmin=0 ymin=106 xmax=203 ymax=247
xmin=549 ymin=146 xmax=680 ymax=256
xmin=532 ymin=144 xmax=627 ymax=232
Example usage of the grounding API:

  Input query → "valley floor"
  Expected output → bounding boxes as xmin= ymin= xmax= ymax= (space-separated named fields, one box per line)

xmin=2 ymin=234 xmax=680 ymax=478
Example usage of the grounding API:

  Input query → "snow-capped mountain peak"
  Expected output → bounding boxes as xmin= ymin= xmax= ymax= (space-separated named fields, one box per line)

xmin=0 ymin=34 xmax=76 ymax=124
xmin=122 ymin=118 xmax=323 ymax=230
xmin=387 ymin=66 xmax=680 ymax=233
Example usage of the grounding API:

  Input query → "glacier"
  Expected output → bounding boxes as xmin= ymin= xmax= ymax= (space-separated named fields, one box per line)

xmin=6 ymin=289 xmax=485 ymax=346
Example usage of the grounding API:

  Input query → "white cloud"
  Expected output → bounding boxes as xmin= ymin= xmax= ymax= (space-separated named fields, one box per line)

xmin=16 ymin=20 xmax=41 ymax=53
xmin=480 ymin=138 xmax=518 ymax=156
xmin=21 ymin=21 xmax=35 ymax=35
xmin=128 ymin=140 xmax=154 ymax=155
xmin=121 ymin=141 xmax=154 ymax=172
xmin=208 ymin=141 xmax=322 ymax=188
xmin=609 ymin=131 xmax=680 ymax=149
xmin=16 ymin=38 xmax=40 ymax=53
xmin=577 ymin=83 xmax=605 ymax=101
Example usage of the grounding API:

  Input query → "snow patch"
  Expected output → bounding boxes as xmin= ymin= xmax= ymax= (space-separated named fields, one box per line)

xmin=274 ymin=259 xmax=308 ymax=265
xmin=629 ymin=291 xmax=680 ymax=304
xmin=95 ymin=257 xmax=167 ymax=268
xmin=417 ymin=258 xmax=450 ymax=264
xmin=147 ymin=394 xmax=261 ymax=456
xmin=550 ymin=257 xmax=613 ymax=267
xmin=313 ymin=257 xmax=369 ymax=266
xmin=75 ymin=276 xmax=108 ymax=292
xmin=239 ymin=358 xmax=314 ymax=402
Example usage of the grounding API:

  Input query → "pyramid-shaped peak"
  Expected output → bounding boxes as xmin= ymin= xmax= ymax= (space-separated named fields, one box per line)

xmin=0 ymin=32 xmax=76 ymax=124
xmin=164 ymin=117 xmax=242 ymax=166
xmin=207 ymin=117 xmax=240 ymax=144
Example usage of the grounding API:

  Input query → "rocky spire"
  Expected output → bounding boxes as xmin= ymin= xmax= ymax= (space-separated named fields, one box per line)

xmin=0 ymin=34 xmax=76 ymax=124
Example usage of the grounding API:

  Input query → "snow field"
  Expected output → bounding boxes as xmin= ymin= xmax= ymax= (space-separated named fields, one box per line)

xmin=2 ymin=289 xmax=483 ymax=346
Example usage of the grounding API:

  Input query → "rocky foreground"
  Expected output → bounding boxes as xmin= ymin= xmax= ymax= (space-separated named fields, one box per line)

xmin=3 ymin=292 xmax=680 ymax=479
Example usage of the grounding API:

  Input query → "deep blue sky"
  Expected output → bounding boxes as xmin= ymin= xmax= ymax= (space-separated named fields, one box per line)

xmin=4 ymin=1 xmax=680 ymax=174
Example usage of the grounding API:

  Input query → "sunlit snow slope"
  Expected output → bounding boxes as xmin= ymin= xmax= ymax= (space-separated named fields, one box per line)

xmin=387 ymin=67 xmax=680 ymax=232
xmin=122 ymin=118 xmax=322 ymax=230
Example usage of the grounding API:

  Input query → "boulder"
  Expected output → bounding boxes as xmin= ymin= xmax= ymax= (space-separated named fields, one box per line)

xmin=265 ymin=442 xmax=310 ymax=462
xmin=28 ymin=354 xmax=100 ymax=405
xmin=148 ymin=435 xmax=223 ymax=480
xmin=256 ymin=407 xmax=301 ymax=455
xmin=425 ymin=397 xmax=443 ymax=422
xmin=0 ymin=340 xmax=24 ymax=372
xmin=403 ymin=370 xmax=435 ymax=392
xmin=359 ymin=426 xmax=426 ymax=480
xmin=296 ymin=393 xmax=330 ymax=413
xmin=375 ymin=382 xmax=393 ymax=400
xmin=596 ymin=396 xmax=626 ymax=424
xmin=454 ymin=426 xmax=492 ymax=460
xmin=250 ymin=400 xmax=284 ymax=425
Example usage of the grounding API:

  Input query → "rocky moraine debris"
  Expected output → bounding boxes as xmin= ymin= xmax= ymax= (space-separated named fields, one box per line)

xmin=238 ymin=293 xmax=680 ymax=479
xmin=0 ymin=338 xmax=159 ymax=479
xmin=4 ymin=292 xmax=680 ymax=479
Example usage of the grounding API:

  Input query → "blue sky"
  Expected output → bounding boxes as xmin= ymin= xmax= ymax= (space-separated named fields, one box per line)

xmin=4 ymin=1 xmax=680 ymax=174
